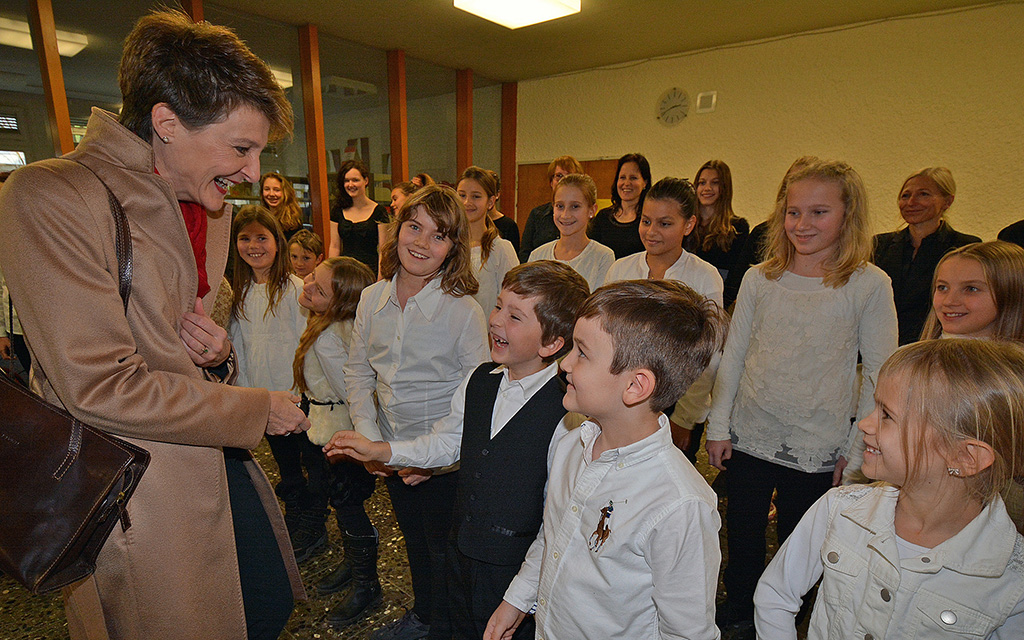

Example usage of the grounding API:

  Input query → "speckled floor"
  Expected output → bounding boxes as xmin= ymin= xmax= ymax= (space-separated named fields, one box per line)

xmin=1 ymin=436 xmax=782 ymax=640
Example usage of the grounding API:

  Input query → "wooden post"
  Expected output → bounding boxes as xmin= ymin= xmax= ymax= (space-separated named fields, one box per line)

xmin=500 ymin=82 xmax=517 ymax=219
xmin=181 ymin=0 xmax=203 ymax=22
xmin=28 ymin=0 xmax=73 ymax=156
xmin=456 ymin=68 xmax=473 ymax=174
xmin=387 ymin=50 xmax=408 ymax=184
xmin=298 ymin=23 xmax=330 ymax=242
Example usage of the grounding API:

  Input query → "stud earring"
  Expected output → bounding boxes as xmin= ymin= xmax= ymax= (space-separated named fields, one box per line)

xmin=947 ymin=468 xmax=961 ymax=477
xmin=160 ymin=136 xmax=170 ymax=144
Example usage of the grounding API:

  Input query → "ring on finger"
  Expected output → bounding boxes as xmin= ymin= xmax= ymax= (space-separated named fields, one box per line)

xmin=201 ymin=347 xmax=209 ymax=355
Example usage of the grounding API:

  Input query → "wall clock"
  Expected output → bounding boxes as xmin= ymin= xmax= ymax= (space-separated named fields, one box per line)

xmin=657 ymin=87 xmax=689 ymax=126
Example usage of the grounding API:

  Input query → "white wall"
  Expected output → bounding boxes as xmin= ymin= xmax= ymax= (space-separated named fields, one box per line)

xmin=517 ymin=3 xmax=1024 ymax=240
xmin=408 ymin=92 xmax=457 ymax=184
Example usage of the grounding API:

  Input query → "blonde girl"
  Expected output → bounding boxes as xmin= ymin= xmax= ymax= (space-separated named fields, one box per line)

xmin=457 ymin=166 xmax=518 ymax=313
xmin=921 ymin=240 xmax=1024 ymax=341
xmin=706 ymin=159 xmax=898 ymax=634
xmin=229 ymin=206 xmax=325 ymax=561
xmin=390 ymin=181 xmax=418 ymax=216
xmin=344 ymin=185 xmax=489 ymax=637
xmin=287 ymin=228 xmax=324 ymax=279
xmin=694 ymin=160 xmax=750 ymax=306
xmin=260 ymin=171 xmax=304 ymax=240
xmin=293 ymin=257 xmax=382 ymax=625
xmin=527 ymin=173 xmax=615 ymax=292
xmin=756 ymin=339 xmax=1024 ymax=638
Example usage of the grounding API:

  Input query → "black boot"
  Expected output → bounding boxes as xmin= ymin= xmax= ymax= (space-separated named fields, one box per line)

xmin=291 ymin=509 xmax=328 ymax=563
xmin=326 ymin=529 xmax=382 ymax=627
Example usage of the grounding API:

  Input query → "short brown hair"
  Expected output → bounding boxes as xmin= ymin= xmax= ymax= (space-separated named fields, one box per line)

xmin=577 ymin=280 xmax=727 ymax=411
xmin=288 ymin=228 xmax=324 ymax=258
xmin=119 ymin=10 xmax=293 ymax=143
xmin=502 ymin=261 xmax=590 ymax=362
xmin=547 ymin=155 xmax=583 ymax=181
xmin=379 ymin=185 xmax=478 ymax=297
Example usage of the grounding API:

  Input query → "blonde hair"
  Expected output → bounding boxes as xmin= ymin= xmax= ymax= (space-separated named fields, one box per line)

xmin=458 ymin=166 xmax=500 ymax=265
xmin=695 ymin=159 xmax=738 ymax=253
xmin=879 ymin=339 xmax=1024 ymax=503
xmin=260 ymin=172 xmax=302 ymax=232
xmin=293 ymin=257 xmax=375 ymax=394
xmin=554 ymin=173 xmax=598 ymax=208
xmin=899 ymin=166 xmax=956 ymax=202
xmin=379 ymin=185 xmax=479 ymax=297
xmin=761 ymin=159 xmax=872 ymax=288
xmin=230 ymin=205 xmax=292 ymax=321
xmin=920 ymin=241 xmax=1024 ymax=341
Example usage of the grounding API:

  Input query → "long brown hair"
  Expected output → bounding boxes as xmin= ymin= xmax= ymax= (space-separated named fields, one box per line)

xmin=293 ymin=257 xmax=374 ymax=394
xmin=694 ymin=159 xmax=738 ymax=253
xmin=261 ymin=172 xmax=302 ymax=232
xmin=379 ymin=185 xmax=478 ymax=297
xmin=458 ymin=166 xmax=500 ymax=265
xmin=230 ymin=205 xmax=292 ymax=321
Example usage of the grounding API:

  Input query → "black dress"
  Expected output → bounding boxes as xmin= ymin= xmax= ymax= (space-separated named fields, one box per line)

xmin=998 ymin=220 xmax=1024 ymax=250
xmin=331 ymin=203 xmax=391 ymax=274
xmin=695 ymin=218 xmax=750 ymax=308
xmin=589 ymin=206 xmax=644 ymax=259
xmin=873 ymin=221 xmax=981 ymax=344
xmin=518 ymin=203 xmax=557 ymax=263
xmin=491 ymin=215 xmax=521 ymax=255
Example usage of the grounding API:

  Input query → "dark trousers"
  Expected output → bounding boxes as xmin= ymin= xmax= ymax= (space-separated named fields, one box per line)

xmin=328 ymin=457 xmax=377 ymax=537
xmin=385 ymin=471 xmax=458 ymax=638
xmin=723 ymin=450 xmax=833 ymax=620
xmin=266 ymin=432 xmax=329 ymax=510
xmin=225 ymin=448 xmax=294 ymax=640
xmin=447 ymin=542 xmax=535 ymax=640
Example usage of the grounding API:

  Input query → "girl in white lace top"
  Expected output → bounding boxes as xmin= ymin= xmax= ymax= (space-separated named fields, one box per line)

xmin=706 ymin=159 xmax=898 ymax=629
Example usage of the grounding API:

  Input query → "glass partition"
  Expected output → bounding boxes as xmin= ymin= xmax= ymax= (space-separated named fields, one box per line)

xmin=472 ymin=75 xmax=502 ymax=176
xmin=407 ymin=56 xmax=456 ymax=186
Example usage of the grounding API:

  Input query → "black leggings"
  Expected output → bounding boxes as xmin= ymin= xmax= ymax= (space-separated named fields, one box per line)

xmin=225 ymin=448 xmax=294 ymax=640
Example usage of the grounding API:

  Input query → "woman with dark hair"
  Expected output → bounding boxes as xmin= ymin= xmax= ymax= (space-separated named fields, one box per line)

xmin=588 ymin=153 xmax=651 ymax=259
xmin=261 ymin=171 xmax=304 ymax=240
xmin=0 ymin=11 xmax=307 ymax=640
xmin=329 ymin=159 xmax=390 ymax=275
xmin=693 ymin=159 xmax=749 ymax=307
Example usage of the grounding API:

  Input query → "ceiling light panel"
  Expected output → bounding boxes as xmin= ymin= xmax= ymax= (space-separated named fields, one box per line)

xmin=454 ymin=0 xmax=581 ymax=30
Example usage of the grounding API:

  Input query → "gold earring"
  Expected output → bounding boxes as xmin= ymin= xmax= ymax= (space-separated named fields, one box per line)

xmin=160 ymin=136 xmax=170 ymax=144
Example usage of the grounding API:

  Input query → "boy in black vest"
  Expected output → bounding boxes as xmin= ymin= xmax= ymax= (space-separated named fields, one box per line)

xmin=485 ymin=280 xmax=729 ymax=640
xmin=327 ymin=260 xmax=590 ymax=639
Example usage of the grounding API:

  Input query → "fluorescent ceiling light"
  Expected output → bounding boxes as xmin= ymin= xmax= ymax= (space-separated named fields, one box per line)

xmin=454 ymin=0 xmax=581 ymax=29
xmin=0 ymin=17 xmax=88 ymax=57
xmin=270 ymin=67 xmax=293 ymax=90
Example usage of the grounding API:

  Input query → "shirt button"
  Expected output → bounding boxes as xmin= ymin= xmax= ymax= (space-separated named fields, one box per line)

xmin=826 ymin=551 xmax=840 ymax=564
xmin=552 ymin=552 xmax=559 ymax=559
xmin=921 ymin=556 xmax=931 ymax=563
xmin=864 ymin=635 xmax=873 ymax=640
xmin=481 ymin=449 xmax=489 ymax=456
xmin=539 ymin=598 xmax=545 ymax=607
xmin=880 ymin=588 xmax=891 ymax=602
xmin=617 ymin=462 xmax=624 ymax=469
xmin=571 ymin=505 xmax=579 ymax=512
xmin=940 ymin=610 xmax=957 ymax=625
xmin=474 ymin=472 xmax=481 ymax=479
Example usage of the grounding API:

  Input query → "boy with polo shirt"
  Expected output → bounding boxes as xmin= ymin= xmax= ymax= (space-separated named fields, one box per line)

xmin=485 ymin=280 xmax=729 ymax=640
xmin=327 ymin=260 xmax=590 ymax=640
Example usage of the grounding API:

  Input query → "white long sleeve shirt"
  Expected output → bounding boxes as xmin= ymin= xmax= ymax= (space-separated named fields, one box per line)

xmin=344 ymin=276 xmax=489 ymax=443
xmin=471 ymin=238 xmax=519 ymax=317
xmin=755 ymin=484 xmax=1024 ymax=639
xmin=229 ymin=275 xmax=307 ymax=392
xmin=302 ymin=319 xmax=355 ymax=446
xmin=528 ymin=239 xmax=615 ymax=293
xmin=504 ymin=414 xmax=722 ymax=640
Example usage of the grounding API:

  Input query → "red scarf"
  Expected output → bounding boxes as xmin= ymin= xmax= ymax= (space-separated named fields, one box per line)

xmin=179 ymin=200 xmax=210 ymax=299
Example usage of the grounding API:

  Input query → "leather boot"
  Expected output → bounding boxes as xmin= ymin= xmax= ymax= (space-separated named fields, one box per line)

xmin=291 ymin=508 xmax=328 ymax=563
xmin=326 ymin=529 xmax=382 ymax=627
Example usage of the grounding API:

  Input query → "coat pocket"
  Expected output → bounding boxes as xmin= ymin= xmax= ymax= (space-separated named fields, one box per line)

xmin=914 ymin=591 xmax=995 ymax=638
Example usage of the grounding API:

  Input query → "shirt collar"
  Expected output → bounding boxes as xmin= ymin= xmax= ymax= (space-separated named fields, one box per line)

xmin=491 ymin=361 xmax=559 ymax=398
xmin=841 ymin=485 xmax=1019 ymax=577
xmin=577 ymin=413 xmax=672 ymax=468
xmin=373 ymin=276 xmax=445 ymax=320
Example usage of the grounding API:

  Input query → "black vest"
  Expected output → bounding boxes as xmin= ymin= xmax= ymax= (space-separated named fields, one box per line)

xmin=454 ymin=363 xmax=566 ymax=565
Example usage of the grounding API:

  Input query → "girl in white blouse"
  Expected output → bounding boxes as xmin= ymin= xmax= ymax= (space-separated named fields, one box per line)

xmin=528 ymin=173 xmax=614 ymax=292
xmin=344 ymin=185 xmax=489 ymax=637
xmin=457 ymin=166 xmax=518 ymax=315
xmin=706 ymin=159 xmax=898 ymax=633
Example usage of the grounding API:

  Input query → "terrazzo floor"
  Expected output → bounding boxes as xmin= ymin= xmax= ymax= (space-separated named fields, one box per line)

xmin=1 ymin=436 xmax=782 ymax=639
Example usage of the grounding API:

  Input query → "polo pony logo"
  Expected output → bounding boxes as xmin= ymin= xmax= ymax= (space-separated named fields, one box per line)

xmin=589 ymin=501 xmax=614 ymax=551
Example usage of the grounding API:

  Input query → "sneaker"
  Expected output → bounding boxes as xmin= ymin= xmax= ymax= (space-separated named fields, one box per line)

xmin=369 ymin=611 xmax=429 ymax=640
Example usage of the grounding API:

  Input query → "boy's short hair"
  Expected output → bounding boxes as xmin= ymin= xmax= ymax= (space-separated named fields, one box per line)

xmin=502 ymin=260 xmax=590 ymax=362
xmin=288 ymin=228 xmax=323 ymax=257
xmin=578 ymin=280 xmax=727 ymax=410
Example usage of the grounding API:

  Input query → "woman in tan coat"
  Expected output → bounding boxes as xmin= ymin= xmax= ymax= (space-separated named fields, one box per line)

xmin=0 ymin=11 xmax=309 ymax=640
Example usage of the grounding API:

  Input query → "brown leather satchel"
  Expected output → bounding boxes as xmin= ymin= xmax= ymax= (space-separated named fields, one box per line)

xmin=0 ymin=164 xmax=150 ymax=593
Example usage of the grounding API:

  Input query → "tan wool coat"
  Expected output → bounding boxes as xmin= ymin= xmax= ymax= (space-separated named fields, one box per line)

xmin=0 ymin=108 xmax=304 ymax=640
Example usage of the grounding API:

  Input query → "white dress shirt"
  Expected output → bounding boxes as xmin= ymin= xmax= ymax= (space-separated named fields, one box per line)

xmin=303 ymin=319 xmax=355 ymax=446
xmin=389 ymin=362 xmax=560 ymax=469
xmin=528 ymin=239 xmax=615 ymax=293
xmin=471 ymin=238 xmax=519 ymax=317
xmin=344 ymin=276 xmax=489 ymax=443
xmin=504 ymin=414 xmax=722 ymax=640
xmin=230 ymin=274 xmax=308 ymax=392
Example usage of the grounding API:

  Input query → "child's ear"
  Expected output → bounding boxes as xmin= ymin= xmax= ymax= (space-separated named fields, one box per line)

xmin=622 ymin=368 xmax=656 ymax=407
xmin=683 ymin=214 xmax=698 ymax=237
xmin=538 ymin=336 xmax=565 ymax=360
xmin=949 ymin=438 xmax=996 ymax=478
xmin=316 ymin=253 xmax=324 ymax=264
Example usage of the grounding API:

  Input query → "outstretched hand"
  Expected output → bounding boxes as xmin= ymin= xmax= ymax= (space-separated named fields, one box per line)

xmin=324 ymin=430 xmax=392 ymax=463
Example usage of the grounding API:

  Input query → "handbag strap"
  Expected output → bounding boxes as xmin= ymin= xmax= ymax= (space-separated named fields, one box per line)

xmin=74 ymin=161 xmax=132 ymax=312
